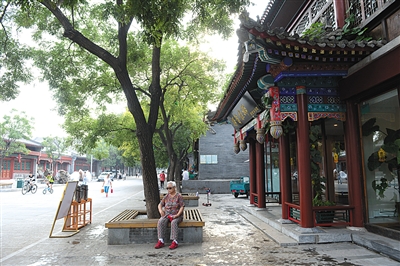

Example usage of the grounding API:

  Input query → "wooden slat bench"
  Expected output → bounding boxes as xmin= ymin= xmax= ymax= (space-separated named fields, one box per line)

xmin=160 ymin=193 xmax=199 ymax=207
xmin=108 ymin=210 xmax=140 ymax=223
xmin=105 ymin=209 xmax=205 ymax=245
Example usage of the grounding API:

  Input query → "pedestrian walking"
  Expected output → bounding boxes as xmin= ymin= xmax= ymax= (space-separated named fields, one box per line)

xmin=83 ymin=171 xmax=90 ymax=185
xmin=182 ymin=169 xmax=189 ymax=181
xmin=333 ymin=169 xmax=339 ymax=184
xmin=102 ymin=174 xmax=113 ymax=198
xmin=339 ymin=170 xmax=347 ymax=184
xmin=159 ymin=171 xmax=166 ymax=189
xmin=79 ymin=169 xmax=84 ymax=183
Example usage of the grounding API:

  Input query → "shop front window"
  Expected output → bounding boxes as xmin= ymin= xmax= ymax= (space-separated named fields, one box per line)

xmin=289 ymin=131 xmax=299 ymax=204
xmin=361 ymin=89 xmax=400 ymax=223
xmin=288 ymin=118 xmax=347 ymax=205
xmin=265 ymin=139 xmax=280 ymax=194
xmin=324 ymin=120 xmax=348 ymax=204
xmin=2 ymin=160 xmax=11 ymax=170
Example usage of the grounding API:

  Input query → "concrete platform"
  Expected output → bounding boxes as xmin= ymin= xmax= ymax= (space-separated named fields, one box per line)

xmin=182 ymin=179 xmax=231 ymax=194
xmin=241 ymin=203 xmax=400 ymax=262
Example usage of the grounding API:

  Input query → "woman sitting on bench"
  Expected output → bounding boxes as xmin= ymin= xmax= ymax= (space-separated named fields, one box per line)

xmin=155 ymin=181 xmax=184 ymax=250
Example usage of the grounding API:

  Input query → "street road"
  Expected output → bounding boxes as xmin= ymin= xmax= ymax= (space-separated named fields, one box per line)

xmin=0 ymin=178 xmax=146 ymax=260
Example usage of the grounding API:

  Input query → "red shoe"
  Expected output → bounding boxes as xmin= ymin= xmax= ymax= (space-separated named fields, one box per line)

xmin=169 ymin=241 xmax=178 ymax=250
xmin=154 ymin=240 xmax=164 ymax=249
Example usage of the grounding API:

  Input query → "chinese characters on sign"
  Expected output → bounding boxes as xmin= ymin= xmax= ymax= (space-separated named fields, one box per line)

xmin=228 ymin=92 xmax=261 ymax=130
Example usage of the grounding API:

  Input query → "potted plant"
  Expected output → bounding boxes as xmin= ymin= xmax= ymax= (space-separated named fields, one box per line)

xmin=310 ymin=125 xmax=336 ymax=223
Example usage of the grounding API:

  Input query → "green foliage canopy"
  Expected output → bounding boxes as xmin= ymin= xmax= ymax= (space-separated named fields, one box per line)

xmin=0 ymin=109 xmax=33 ymax=174
xmin=0 ymin=2 xmax=33 ymax=101
xmin=41 ymin=136 xmax=68 ymax=163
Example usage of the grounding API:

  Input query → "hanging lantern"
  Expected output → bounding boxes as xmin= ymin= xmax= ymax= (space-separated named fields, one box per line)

xmin=256 ymin=114 xmax=266 ymax=144
xmin=233 ymin=141 xmax=240 ymax=154
xmin=239 ymin=129 xmax=247 ymax=151
xmin=269 ymin=121 xmax=283 ymax=139
xmin=233 ymin=142 xmax=240 ymax=154
xmin=256 ymin=128 xmax=266 ymax=144
xmin=240 ymin=140 xmax=247 ymax=151
xmin=378 ymin=148 xmax=386 ymax=162
xmin=333 ymin=152 xmax=339 ymax=164
xmin=233 ymin=130 xmax=240 ymax=154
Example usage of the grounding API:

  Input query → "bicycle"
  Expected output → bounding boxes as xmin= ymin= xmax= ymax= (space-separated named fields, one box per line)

xmin=21 ymin=179 xmax=38 ymax=195
xmin=43 ymin=186 xmax=54 ymax=194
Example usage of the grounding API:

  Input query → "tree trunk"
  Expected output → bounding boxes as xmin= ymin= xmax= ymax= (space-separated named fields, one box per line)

xmin=167 ymin=157 xmax=175 ymax=182
xmin=115 ymin=46 xmax=162 ymax=219
xmin=137 ymin=126 xmax=160 ymax=219
xmin=167 ymin=153 xmax=178 ymax=181
xmin=174 ymin=161 xmax=183 ymax=193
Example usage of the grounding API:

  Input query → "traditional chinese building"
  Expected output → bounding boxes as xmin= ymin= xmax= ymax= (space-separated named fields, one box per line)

xmin=0 ymin=139 xmax=43 ymax=180
xmin=1 ymin=139 xmax=99 ymax=181
xmin=210 ymin=0 xmax=399 ymax=239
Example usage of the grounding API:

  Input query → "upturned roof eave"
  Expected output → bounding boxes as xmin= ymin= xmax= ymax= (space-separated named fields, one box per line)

xmin=210 ymin=12 xmax=384 ymax=123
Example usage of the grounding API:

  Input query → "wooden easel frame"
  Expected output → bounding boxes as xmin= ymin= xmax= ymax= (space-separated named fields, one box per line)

xmin=49 ymin=181 xmax=79 ymax=238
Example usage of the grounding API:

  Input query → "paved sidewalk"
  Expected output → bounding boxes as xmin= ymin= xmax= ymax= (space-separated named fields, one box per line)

xmin=1 ymin=191 xmax=399 ymax=266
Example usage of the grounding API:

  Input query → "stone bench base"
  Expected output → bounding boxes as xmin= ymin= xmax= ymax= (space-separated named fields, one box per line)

xmin=107 ymin=226 xmax=203 ymax=245
xmin=0 ymin=182 xmax=13 ymax=189
xmin=105 ymin=209 xmax=204 ymax=245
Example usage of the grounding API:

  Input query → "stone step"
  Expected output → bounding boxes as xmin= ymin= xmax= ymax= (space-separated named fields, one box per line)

xmin=239 ymin=211 xmax=298 ymax=247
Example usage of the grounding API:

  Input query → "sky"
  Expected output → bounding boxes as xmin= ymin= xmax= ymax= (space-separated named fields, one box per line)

xmin=0 ymin=1 xmax=267 ymax=139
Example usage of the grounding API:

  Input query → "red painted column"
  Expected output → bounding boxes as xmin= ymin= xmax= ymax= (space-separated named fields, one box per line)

xmin=296 ymin=86 xmax=314 ymax=228
xmin=345 ymin=101 xmax=364 ymax=227
xmin=334 ymin=0 xmax=346 ymax=28
xmin=279 ymin=133 xmax=291 ymax=219
xmin=256 ymin=140 xmax=266 ymax=208
xmin=249 ymin=138 xmax=257 ymax=205
xmin=10 ymin=159 xmax=15 ymax=179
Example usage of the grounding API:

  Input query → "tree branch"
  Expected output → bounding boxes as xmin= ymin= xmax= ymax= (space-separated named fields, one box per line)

xmin=40 ymin=0 xmax=120 ymax=71
xmin=0 ymin=1 xmax=10 ymax=51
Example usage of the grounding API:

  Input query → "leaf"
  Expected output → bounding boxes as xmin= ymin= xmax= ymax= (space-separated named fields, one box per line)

xmin=372 ymin=180 xmax=377 ymax=190
xmin=384 ymin=128 xmax=400 ymax=144
xmin=367 ymin=152 xmax=381 ymax=171
xmin=362 ymin=118 xmax=379 ymax=136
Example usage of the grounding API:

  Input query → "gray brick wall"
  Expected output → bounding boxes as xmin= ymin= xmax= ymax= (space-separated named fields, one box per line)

xmin=108 ymin=227 xmax=202 ymax=244
xmin=199 ymin=123 xmax=249 ymax=180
